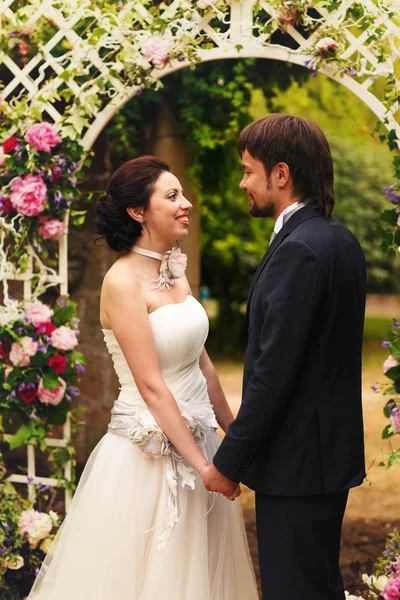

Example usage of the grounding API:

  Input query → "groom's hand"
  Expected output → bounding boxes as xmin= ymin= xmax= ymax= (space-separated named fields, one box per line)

xmin=203 ymin=464 xmax=239 ymax=499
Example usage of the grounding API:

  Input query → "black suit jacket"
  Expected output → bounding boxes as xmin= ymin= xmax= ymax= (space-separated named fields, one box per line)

xmin=213 ymin=206 xmax=367 ymax=496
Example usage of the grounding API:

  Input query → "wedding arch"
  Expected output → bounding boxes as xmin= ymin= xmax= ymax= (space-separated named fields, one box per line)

xmin=0 ymin=0 xmax=399 ymax=507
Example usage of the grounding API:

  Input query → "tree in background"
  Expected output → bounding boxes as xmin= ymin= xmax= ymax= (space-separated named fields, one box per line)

xmin=107 ymin=59 xmax=396 ymax=354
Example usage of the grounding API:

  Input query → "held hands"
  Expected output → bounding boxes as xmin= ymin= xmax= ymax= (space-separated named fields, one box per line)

xmin=200 ymin=463 xmax=241 ymax=501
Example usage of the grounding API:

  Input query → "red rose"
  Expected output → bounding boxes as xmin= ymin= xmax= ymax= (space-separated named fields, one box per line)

xmin=3 ymin=137 xmax=19 ymax=154
xmin=0 ymin=342 xmax=10 ymax=359
xmin=18 ymin=383 xmax=37 ymax=404
xmin=36 ymin=321 xmax=56 ymax=336
xmin=0 ymin=198 xmax=13 ymax=214
xmin=48 ymin=354 xmax=67 ymax=374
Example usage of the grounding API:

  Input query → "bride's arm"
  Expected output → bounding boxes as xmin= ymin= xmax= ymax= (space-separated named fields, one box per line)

xmin=105 ymin=274 xmax=210 ymax=478
xmin=199 ymin=348 xmax=235 ymax=435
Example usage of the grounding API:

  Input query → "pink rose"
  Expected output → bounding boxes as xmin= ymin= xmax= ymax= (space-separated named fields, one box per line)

xmin=18 ymin=509 xmax=53 ymax=549
xmin=142 ymin=35 xmax=170 ymax=69
xmin=384 ymin=355 xmax=399 ymax=373
xmin=383 ymin=576 xmax=400 ymax=600
xmin=25 ymin=122 xmax=62 ymax=153
xmin=0 ymin=146 xmax=5 ymax=167
xmin=4 ymin=366 xmax=12 ymax=381
xmin=397 ymin=214 xmax=400 ymax=228
xmin=39 ymin=217 xmax=65 ymax=240
xmin=390 ymin=408 xmax=400 ymax=434
xmin=51 ymin=326 xmax=78 ymax=351
xmin=10 ymin=174 xmax=47 ymax=216
xmin=37 ymin=377 xmax=66 ymax=406
xmin=25 ymin=300 xmax=53 ymax=326
xmin=315 ymin=37 xmax=339 ymax=56
xmin=9 ymin=337 xmax=38 ymax=366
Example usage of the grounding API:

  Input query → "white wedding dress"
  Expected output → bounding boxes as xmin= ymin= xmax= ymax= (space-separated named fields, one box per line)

xmin=29 ymin=295 xmax=258 ymax=599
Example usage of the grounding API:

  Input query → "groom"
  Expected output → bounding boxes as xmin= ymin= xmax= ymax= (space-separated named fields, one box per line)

xmin=203 ymin=114 xmax=366 ymax=599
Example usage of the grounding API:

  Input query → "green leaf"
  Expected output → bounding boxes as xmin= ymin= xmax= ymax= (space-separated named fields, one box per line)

xmin=382 ymin=424 xmax=394 ymax=439
xmin=8 ymin=424 xmax=31 ymax=450
xmin=42 ymin=369 xmax=61 ymax=390
xmin=380 ymin=209 xmax=399 ymax=227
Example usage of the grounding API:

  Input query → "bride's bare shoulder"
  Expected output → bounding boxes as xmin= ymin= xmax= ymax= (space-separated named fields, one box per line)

xmin=102 ymin=257 xmax=143 ymax=296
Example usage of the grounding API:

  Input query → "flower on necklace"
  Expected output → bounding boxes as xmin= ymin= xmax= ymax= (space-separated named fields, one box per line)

xmin=155 ymin=247 xmax=187 ymax=290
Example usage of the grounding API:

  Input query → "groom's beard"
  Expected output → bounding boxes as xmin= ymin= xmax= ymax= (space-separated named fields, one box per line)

xmin=249 ymin=203 xmax=274 ymax=218
xmin=248 ymin=177 xmax=275 ymax=218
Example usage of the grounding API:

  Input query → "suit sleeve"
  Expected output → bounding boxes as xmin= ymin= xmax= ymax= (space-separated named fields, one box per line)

xmin=213 ymin=239 xmax=325 ymax=483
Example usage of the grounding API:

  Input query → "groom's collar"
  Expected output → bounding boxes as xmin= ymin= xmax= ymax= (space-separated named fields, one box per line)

xmin=246 ymin=205 xmax=324 ymax=315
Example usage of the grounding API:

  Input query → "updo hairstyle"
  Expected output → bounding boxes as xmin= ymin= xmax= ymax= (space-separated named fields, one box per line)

xmin=96 ymin=155 xmax=171 ymax=252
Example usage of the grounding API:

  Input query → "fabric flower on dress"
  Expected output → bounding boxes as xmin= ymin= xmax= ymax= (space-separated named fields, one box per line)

xmin=154 ymin=247 xmax=187 ymax=290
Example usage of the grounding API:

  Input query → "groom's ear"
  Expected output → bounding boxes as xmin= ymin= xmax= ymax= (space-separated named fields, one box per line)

xmin=276 ymin=162 xmax=291 ymax=188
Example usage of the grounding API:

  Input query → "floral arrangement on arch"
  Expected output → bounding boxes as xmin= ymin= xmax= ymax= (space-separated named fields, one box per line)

xmin=0 ymin=296 xmax=86 ymax=451
xmin=0 ymin=455 xmax=61 ymax=599
xmin=345 ymin=530 xmax=400 ymax=599
xmin=0 ymin=117 xmax=88 ymax=271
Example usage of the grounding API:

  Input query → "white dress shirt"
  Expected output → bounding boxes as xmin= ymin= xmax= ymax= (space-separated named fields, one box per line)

xmin=269 ymin=201 xmax=307 ymax=245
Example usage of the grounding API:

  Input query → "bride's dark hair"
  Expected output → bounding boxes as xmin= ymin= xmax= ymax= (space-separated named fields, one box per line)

xmin=96 ymin=155 xmax=171 ymax=252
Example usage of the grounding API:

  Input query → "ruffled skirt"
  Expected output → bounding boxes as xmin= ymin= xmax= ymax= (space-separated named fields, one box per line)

xmin=28 ymin=430 xmax=258 ymax=599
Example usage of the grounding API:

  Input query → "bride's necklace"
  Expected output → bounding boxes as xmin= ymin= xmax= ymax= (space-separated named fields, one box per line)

xmin=131 ymin=245 xmax=188 ymax=291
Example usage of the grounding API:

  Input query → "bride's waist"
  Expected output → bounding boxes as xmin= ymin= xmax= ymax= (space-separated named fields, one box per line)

xmin=109 ymin=368 xmax=217 ymax=432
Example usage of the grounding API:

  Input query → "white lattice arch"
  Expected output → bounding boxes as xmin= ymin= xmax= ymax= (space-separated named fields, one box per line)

xmin=0 ymin=0 xmax=399 ymax=507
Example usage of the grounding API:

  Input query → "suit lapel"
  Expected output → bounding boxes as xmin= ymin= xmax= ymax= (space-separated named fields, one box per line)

xmin=246 ymin=207 xmax=323 ymax=320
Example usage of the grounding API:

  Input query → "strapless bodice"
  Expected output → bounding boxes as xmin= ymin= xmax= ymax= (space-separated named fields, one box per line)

xmin=102 ymin=295 xmax=218 ymax=435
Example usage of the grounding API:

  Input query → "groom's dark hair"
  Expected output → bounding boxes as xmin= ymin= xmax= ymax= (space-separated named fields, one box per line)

xmin=238 ymin=114 xmax=334 ymax=218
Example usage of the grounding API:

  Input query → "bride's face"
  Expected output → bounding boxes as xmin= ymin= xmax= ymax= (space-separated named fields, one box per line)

xmin=145 ymin=171 xmax=193 ymax=243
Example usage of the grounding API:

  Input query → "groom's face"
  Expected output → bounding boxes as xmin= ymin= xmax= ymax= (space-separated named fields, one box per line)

xmin=240 ymin=150 xmax=276 ymax=218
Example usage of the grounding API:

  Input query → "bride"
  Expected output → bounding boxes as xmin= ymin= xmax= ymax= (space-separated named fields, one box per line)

xmin=28 ymin=155 xmax=258 ymax=599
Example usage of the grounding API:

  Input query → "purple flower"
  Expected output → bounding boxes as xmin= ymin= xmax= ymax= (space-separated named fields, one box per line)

xmin=76 ymin=362 xmax=85 ymax=373
xmin=55 ymin=155 xmax=67 ymax=167
xmin=343 ymin=68 xmax=358 ymax=77
xmin=27 ymin=476 xmax=34 ymax=484
xmin=382 ymin=341 xmax=390 ymax=348
xmin=2 ymin=523 xmax=10 ymax=531
xmin=53 ymin=191 xmax=63 ymax=207
xmin=38 ymin=343 xmax=47 ymax=352
xmin=65 ymin=394 xmax=72 ymax=403
xmin=16 ymin=327 xmax=25 ymax=335
xmin=32 ymin=241 xmax=44 ymax=253
xmin=371 ymin=385 xmax=381 ymax=392
xmin=135 ymin=87 xmax=143 ymax=96
xmin=59 ymin=297 xmax=67 ymax=307
xmin=46 ymin=336 xmax=52 ymax=344
xmin=30 ymin=410 xmax=36 ymax=420
xmin=0 ymin=548 xmax=8 ymax=554
xmin=10 ymin=390 xmax=16 ymax=399
xmin=385 ymin=185 xmax=400 ymax=204
xmin=393 ymin=319 xmax=399 ymax=329
xmin=7 ymin=31 xmax=19 ymax=38
xmin=69 ymin=386 xmax=79 ymax=398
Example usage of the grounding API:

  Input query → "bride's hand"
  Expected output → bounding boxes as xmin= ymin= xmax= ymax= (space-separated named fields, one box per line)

xmin=198 ymin=462 xmax=212 ymax=478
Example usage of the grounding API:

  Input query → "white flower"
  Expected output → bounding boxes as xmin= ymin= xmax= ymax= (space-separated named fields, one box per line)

xmin=362 ymin=573 xmax=389 ymax=592
xmin=4 ymin=555 xmax=24 ymax=570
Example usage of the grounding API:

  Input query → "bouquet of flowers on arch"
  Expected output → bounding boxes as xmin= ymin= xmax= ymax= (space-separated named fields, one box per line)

xmin=0 ymin=296 xmax=86 ymax=450
xmin=346 ymin=530 xmax=400 ymax=599
xmin=0 ymin=453 xmax=60 ymax=599
xmin=0 ymin=118 xmax=89 ymax=270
